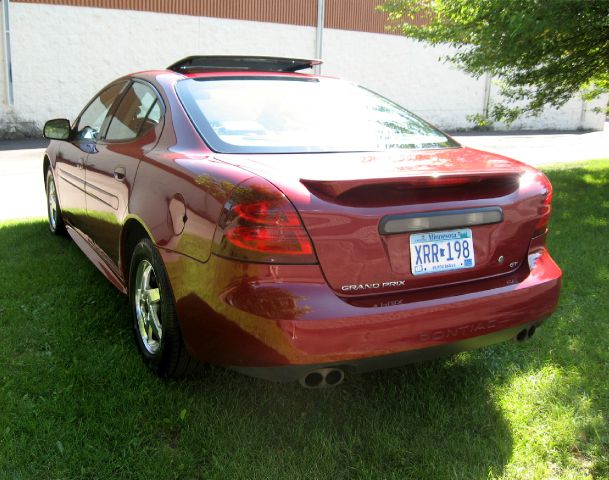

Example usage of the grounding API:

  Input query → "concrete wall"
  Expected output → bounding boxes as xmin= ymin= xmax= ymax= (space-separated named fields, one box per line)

xmin=0 ymin=2 xmax=606 ymax=138
xmin=4 ymin=3 xmax=317 ymax=138
xmin=322 ymin=28 xmax=489 ymax=129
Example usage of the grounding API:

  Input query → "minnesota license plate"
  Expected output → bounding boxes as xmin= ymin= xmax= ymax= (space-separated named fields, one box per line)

xmin=409 ymin=228 xmax=475 ymax=276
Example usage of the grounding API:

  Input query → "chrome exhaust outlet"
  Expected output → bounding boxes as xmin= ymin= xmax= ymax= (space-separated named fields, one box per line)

xmin=299 ymin=367 xmax=345 ymax=388
xmin=515 ymin=324 xmax=538 ymax=342
xmin=527 ymin=325 xmax=536 ymax=338
xmin=515 ymin=328 xmax=529 ymax=342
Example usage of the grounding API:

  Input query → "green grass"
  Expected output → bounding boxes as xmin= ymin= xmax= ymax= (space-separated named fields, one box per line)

xmin=1 ymin=160 xmax=608 ymax=479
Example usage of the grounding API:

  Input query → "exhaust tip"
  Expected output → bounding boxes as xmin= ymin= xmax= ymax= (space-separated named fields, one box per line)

xmin=303 ymin=372 xmax=324 ymax=388
xmin=325 ymin=369 xmax=344 ymax=386
xmin=300 ymin=368 xmax=345 ymax=388
xmin=527 ymin=325 xmax=536 ymax=338
xmin=515 ymin=324 xmax=539 ymax=342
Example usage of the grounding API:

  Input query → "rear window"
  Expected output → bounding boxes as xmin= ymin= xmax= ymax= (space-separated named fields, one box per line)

xmin=175 ymin=77 xmax=458 ymax=154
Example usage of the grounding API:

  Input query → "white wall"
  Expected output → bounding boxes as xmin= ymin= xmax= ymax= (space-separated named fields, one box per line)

xmin=6 ymin=3 xmax=317 ymax=131
xmin=487 ymin=82 xmax=608 ymax=131
xmin=0 ymin=2 xmax=605 ymax=138
xmin=321 ymin=28 xmax=607 ymax=131
xmin=322 ymin=28 xmax=489 ymax=130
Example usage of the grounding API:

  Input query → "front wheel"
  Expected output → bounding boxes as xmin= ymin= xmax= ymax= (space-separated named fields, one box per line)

xmin=45 ymin=169 xmax=66 ymax=235
xmin=129 ymin=237 xmax=197 ymax=377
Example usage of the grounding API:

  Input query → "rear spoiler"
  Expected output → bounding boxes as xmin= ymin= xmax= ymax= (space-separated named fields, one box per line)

xmin=167 ymin=56 xmax=322 ymax=73
xmin=300 ymin=172 xmax=522 ymax=198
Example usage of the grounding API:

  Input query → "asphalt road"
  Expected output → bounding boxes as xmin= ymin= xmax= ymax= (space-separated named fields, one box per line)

xmin=1 ymin=126 xmax=607 ymax=221
xmin=453 ymin=124 xmax=609 ymax=166
xmin=0 ymin=139 xmax=48 ymax=221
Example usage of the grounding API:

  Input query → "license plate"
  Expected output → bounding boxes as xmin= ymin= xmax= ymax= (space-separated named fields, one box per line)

xmin=409 ymin=228 xmax=475 ymax=276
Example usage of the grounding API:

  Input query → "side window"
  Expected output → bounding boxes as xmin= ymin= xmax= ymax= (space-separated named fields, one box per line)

xmin=105 ymin=82 xmax=162 ymax=141
xmin=75 ymin=82 xmax=126 ymax=141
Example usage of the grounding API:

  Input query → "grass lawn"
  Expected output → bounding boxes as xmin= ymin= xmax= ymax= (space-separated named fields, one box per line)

xmin=1 ymin=160 xmax=608 ymax=479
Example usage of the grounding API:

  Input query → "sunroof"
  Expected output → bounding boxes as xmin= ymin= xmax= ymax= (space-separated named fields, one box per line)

xmin=167 ymin=55 xmax=322 ymax=73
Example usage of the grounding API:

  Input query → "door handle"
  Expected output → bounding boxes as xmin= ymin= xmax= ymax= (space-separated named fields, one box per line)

xmin=78 ymin=158 xmax=85 ymax=170
xmin=113 ymin=167 xmax=126 ymax=181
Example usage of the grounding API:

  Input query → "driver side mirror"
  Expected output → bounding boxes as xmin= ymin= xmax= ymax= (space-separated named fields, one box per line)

xmin=43 ymin=118 xmax=72 ymax=141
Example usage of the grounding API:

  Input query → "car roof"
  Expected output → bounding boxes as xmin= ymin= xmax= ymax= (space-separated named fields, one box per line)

xmin=131 ymin=70 xmax=321 ymax=81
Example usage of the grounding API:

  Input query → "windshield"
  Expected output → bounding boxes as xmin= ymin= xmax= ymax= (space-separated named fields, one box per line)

xmin=176 ymin=77 xmax=459 ymax=154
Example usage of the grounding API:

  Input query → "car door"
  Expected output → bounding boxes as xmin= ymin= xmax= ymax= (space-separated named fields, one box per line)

xmin=54 ymin=81 xmax=128 ymax=229
xmin=84 ymin=80 xmax=164 ymax=266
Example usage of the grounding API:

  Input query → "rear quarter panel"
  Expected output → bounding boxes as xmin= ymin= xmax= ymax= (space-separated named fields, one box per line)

xmin=129 ymin=153 xmax=253 ymax=264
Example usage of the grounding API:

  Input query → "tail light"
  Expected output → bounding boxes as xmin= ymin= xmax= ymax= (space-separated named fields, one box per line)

xmin=532 ymin=172 xmax=553 ymax=237
xmin=212 ymin=177 xmax=317 ymax=264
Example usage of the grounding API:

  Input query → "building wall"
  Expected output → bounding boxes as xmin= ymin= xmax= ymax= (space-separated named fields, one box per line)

xmin=322 ymin=28 xmax=489 ymax=129
xmin=9 ymin=3 xmax=317 ymax=120
xmin=0 ymin=1 xmax=605 ymax=138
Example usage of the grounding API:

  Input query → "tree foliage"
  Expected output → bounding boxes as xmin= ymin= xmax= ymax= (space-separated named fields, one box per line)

xmin=379 ymin=0 xmax=609 ymax=123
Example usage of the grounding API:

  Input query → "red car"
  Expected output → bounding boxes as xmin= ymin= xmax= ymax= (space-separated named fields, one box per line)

xmin=43 ymin=56 xmax=561 ymax=387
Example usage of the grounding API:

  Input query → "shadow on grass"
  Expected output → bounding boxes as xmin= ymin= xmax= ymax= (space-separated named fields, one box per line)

xmin=0 ymin=220 xmax=513 ymax=479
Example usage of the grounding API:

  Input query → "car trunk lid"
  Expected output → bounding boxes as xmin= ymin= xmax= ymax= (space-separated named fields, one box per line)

xmin=214 ymin=148 xmax=546 ymax=296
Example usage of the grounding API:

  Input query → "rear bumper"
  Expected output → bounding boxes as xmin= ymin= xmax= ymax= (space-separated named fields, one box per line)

xmin=232 ymin=320 xmax=543 ymax=381
xmin=161 ymin=246 xmax=561 ymax=380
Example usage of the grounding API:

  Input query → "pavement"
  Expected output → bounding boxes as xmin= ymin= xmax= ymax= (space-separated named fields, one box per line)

xmin=0 ymin=139 xmax=49 ymax=221
xmin=451 ymin=123 xmax=609 ymax=165
xmin=1 ymin=125 xmax=607 ymax=221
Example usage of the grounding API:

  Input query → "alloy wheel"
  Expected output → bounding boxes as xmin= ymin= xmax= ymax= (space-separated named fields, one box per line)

xmin=47 ymin=176 xmax=58 ymax=230
xmin=134 ymin=259 xmax=163 ymax=354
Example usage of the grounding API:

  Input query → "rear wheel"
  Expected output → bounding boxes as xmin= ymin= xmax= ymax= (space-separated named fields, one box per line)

xmin=129 ymin=237 xmax=197 ymax=377
xmin=45 ymin=169 xmax=66 ymax=235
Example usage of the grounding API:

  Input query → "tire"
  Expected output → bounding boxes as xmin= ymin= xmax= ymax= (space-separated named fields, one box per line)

xmin=128 ymin=237 xmax=197 ymax=378
xmin=45 ymin=169 xmax=66 ymax=235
